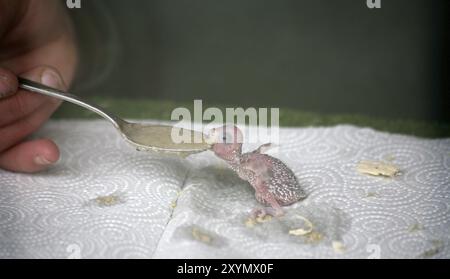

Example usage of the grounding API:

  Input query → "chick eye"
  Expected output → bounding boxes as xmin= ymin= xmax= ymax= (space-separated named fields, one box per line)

xmin=221 ymin=131 xmax=234 ymax=143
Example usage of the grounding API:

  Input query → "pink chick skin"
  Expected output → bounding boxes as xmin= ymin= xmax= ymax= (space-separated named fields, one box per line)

xmin=209 ymin=125 xmax=307 ymax=217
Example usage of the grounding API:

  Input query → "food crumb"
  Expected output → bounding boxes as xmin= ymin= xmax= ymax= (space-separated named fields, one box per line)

xmin=245 ymin=218 xmax=257 ymax=228
xmin=332 ymin=241 xmax=346 ymax=253
xmin=304 ymin=231 xmax=324 ymax=244
xmin=170 ymin=191 xmax=182 ymax=209
xmin=289 ymin=215 xmax=323 ymax=244
xmin=420 ymin=240 xmax=443 ymax=258
xmin=357 ymin=161 xmax=401 ymax=177
xmin=192 ymin=227 xmax=213 ymax=244
xmin=256 ymin=215 xmax=272 ymax=224
xmin=88 ymin=192 xmax=126 ymax=207
xmin=408 ymin=223 xmax=424 ymax=233
xmin=289 ymin=215 xmax=314 ymax=236
xmin=365 ymin=192 xmax=379 ymax=198
xmin=245 ymin=215 xmax=272 ymax=228
xmin=289 ymin=228 xmax=312 ymax=236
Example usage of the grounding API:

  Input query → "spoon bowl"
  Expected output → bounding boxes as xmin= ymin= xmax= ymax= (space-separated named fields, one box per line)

xmin=19 ymin=78 xmax=211 ymax=157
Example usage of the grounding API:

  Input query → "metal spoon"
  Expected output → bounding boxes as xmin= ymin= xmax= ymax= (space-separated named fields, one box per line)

xmin=19 ymin=77 xmax=211 ymax=157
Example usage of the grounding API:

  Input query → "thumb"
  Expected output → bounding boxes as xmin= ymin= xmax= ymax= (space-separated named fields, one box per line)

xmin=18 ymin=65 xmax=66 ymax=112
xmin=1 ymin=65 xmax=68 ymax=97
xmin=21 ymin=65 xmax=68 ymax=91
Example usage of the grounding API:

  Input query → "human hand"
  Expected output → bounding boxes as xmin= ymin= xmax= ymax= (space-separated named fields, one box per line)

xmin=0 ymin=0 xmax=78 ymax=173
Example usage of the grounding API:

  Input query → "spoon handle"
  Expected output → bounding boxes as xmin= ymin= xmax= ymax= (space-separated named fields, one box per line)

xmin=18 ymin=77 xmax=126 ymax=129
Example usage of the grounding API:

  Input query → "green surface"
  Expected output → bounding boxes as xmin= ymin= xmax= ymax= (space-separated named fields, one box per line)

xmin=52 ymin=98 xmax=450 ymax=139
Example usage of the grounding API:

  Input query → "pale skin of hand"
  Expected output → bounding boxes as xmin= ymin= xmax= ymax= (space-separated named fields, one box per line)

xmin=0 ymin=0 xmax=78 ymax=173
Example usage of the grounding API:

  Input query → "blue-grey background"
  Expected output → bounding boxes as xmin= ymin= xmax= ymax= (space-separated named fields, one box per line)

xmin=69 ymin=0 xmax=449 ymax=122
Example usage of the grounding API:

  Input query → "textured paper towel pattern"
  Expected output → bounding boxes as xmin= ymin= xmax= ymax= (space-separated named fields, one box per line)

xmin=0 ymin=120 xmax=449 ymax=259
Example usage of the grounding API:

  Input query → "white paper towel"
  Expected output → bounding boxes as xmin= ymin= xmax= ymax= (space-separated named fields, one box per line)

xmin=0 ymin=120 xmax=449 ymax=259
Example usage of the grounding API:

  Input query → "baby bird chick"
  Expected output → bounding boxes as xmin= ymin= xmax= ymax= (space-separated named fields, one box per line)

xmin=209 ymin=125 xmax=307 ymax=217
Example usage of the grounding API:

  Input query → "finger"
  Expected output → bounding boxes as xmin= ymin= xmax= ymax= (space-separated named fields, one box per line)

xmin=0 ymin=91 xmax=61 ymax=153
xmin=0 ymin=67 xmax=64 ymax=151
xmin=0 ymin=67 xmax=18 ymax=99
xmin=1 ymin=35 xmax=77 ymax=89
xmin=0 ymin=91 xmax=50 ymax=127
xmin=0 ymin=66 xmax=63 ymax=127
xmin=0 ymin=138 xmax=59 ymax=173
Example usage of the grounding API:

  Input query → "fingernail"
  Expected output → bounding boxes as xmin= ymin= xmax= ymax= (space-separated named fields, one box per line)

xmin=0 ymin=74 xmax=15 ymax=98
xmin=34 ymin=156 xmax=53 ymax=166
xmin=41 ymin=69 xmax=63 ymax=89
